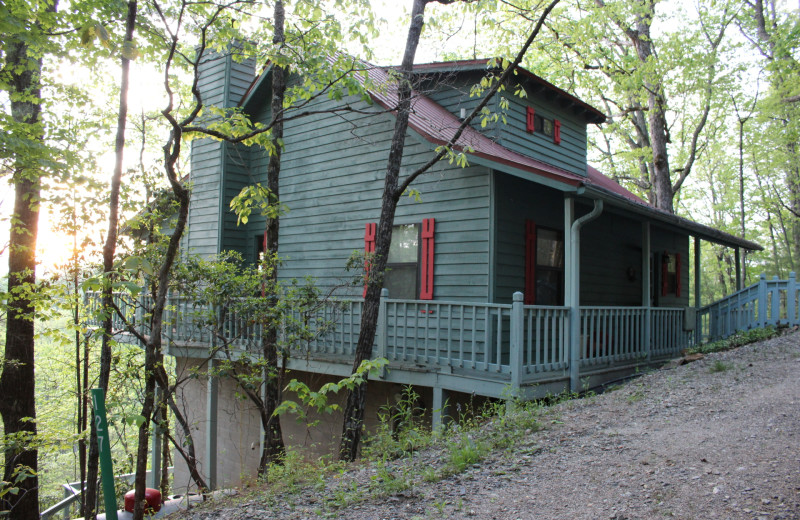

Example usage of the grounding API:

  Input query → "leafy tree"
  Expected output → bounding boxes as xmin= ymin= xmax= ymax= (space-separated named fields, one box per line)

xmin=0 ymin=1 xmax=58 ymax=516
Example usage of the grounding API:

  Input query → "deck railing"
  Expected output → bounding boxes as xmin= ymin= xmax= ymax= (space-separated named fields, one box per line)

xmin=85 ymin=289 xmax=697 ymax=393
xmin=697 ymin=272 xmax=798 ymax=343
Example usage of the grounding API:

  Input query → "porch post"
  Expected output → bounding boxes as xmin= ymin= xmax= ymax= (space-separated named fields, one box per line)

xmin=735 ymin=247 xmax=742 ymax=291
xmin=509 ymin=292 xmax=524 ymax=395
xmin=206 ymin=358 xmax=218 ymax=490
xmin=564 ymin=196 xmax=574 ymax=300
xmin=642 ymin=222 xmax=651 ymax=361
xmin=694 ymin=236 xmax=702 ymax=340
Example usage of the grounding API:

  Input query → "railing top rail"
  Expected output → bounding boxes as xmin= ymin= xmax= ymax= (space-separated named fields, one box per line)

xmin=579 ymin=306 xmax=684 ymax=311
xmin=522 ymin=305 xmax=569 ymax=311
xmin=385 ymin=298 xmax=513 ymax=309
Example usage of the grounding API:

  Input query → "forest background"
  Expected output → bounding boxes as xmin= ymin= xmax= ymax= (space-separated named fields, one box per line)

xmin=0 ymin=0 xmax=797 ymax=518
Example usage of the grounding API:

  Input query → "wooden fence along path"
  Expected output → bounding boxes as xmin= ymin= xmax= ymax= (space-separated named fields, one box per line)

xmin=697 ymin=273 xmax=799 ymax=343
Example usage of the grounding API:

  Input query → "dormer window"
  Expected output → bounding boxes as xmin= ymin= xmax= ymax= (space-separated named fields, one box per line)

xmin=525 ymin=107 xmax=560 ymax=144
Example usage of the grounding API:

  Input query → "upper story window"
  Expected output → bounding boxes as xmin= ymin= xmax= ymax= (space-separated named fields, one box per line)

xmin=526 ymin=107 xmax=561 ymax=144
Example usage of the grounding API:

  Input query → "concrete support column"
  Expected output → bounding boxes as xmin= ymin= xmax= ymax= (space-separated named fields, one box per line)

xmin=206 ymin=358 xmax=218 ymax=490
xmin=148 ymin=386 xmax=163 ymax=489
xmin=432 ymin=386 xmax=450 ymax=431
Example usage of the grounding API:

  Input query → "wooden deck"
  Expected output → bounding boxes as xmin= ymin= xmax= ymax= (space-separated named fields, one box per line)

xmin=86 ymin=290 xmax=695 ymax=399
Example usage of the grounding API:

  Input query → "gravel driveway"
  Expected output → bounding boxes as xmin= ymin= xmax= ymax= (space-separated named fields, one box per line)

xmin=180 ymin=330 xmax=800 ymax=520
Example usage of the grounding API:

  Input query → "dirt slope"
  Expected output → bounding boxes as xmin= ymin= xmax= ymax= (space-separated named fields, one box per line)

xmin=178 ymin=330 xmax=800 ymax=520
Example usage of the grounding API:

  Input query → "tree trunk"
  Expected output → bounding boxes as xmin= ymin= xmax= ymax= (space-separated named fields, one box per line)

xmin=84 ymin=2 xmax=137 ymax=517
xmin=0 ymin=23 xmax=45 ymax=520
xmin=339 ymin=0 xmax=427 ymax=462
xmin=258 ymin=0 xmax=287 ymax=473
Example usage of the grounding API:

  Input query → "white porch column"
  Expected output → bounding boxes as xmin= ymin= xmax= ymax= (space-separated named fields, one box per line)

xmin=564 ymin=197 xmax=574 ymax=300
xmin=206 ymin=358 xmax=218 ymax=490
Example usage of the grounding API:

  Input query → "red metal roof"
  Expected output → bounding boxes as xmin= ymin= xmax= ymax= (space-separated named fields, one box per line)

xmin=365 ymin=65 xmax=644 ymax=204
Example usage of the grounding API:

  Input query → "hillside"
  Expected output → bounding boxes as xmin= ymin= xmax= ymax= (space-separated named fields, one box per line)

xmin=172 ymin=329 xmax=800 ymax=520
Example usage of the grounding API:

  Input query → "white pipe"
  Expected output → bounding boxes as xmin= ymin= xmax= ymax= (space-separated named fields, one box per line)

xmin=569 ymin=199 xmax=604 ymax=392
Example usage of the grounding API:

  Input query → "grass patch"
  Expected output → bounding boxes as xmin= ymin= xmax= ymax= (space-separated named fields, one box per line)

xmin=709 ymin=360 xmax=733 ymax=373
xmin=686 ymin=326 xmax=778 ymax=355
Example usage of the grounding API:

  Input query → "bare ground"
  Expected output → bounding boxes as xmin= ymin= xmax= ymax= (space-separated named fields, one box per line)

xmin=178 ymin=329 xmax=800 ymax=520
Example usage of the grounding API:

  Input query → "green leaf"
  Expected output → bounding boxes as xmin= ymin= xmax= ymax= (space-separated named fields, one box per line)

xmin=121 ymin=41 xmax=139 ymax=60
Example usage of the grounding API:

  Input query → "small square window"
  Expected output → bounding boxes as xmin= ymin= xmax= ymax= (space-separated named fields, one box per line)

xmin=542 ymin=118 xmax=554 ymax=137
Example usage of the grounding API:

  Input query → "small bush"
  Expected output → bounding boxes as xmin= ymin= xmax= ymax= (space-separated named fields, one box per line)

xmin=687 ymin=326 xmax=778 ymax=355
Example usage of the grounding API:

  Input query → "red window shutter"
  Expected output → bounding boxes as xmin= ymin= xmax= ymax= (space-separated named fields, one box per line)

xmin=420 ymin=218 xmax=435 ymax=300
xmin=661 ymin=251 xmax=668 ymax=297
xmin=363 ymin=222 xmax=376 ymax=297
xmin=524 ymin=220 xmax=537 ymax=305
xmin=526 ymin=107 xmax=535 ymax=133
xmin=554 ymin=119 xmax=561 ymax=144
xmin=675 ymin=252 xmax=681 ymax=297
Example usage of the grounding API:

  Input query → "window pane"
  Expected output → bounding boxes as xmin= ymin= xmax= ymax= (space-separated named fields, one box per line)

xmin=536 ymin=270 xmax=561 ymax=306
xmin=542 ymin=118 xmax=554 ymax=137
xmin=537 ymin=229 xmax=563 ymax=268
xmin=384 ymin=264 xmax=417 ymax=299
xmin=388 ymin=224 xmax=418 ymax=263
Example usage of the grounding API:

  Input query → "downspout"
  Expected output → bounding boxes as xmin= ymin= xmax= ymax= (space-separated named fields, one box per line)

xmin=569 ymin=198 xmax=604 ymax=392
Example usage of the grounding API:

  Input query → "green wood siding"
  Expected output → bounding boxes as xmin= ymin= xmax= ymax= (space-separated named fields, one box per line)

xmin=492 ymin=172 xmax=565 ymax=304
xmin=496 ymin=92 xmax=587 ymax=178
xmin=188 ymin=51 xmax=255 ymax=259
xmin=230 ymin=91 xmax=492 ymax=302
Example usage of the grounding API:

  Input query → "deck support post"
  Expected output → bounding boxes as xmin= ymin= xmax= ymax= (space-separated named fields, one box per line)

xmin=148 ymin=385 xmax=163 ymax=489
xmin=642 ymin=222 xmax=651 ymax=360
xmin=206 ymin=358 xmax=218 ymax=491
xmin=568 ymin=199 xmax=604 ymax=393
xmin=432 ymin=386 xmax=450 ymax=431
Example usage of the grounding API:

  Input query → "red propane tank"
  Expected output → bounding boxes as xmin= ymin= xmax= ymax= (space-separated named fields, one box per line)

xmin=123 ymin=488 xmax=162 ymax=514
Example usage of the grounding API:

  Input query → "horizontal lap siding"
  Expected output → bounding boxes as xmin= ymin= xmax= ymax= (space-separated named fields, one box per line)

xmin=189 ymin=52 xmax=255 ymax=258
xmin=579 ymin=210 xmax=644 ymax=306
xmin=650 ymin=226 xmax=690 ymax=307
xmin=493 ymin=172 xmax=565 ymax=303
xmin=238 ymin=90 xmax=491 ymax=301
xmin=497 ymin=93 xmax=587 ymax=178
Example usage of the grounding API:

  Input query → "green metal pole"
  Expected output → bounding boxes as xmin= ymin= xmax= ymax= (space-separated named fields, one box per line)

xmin=91 ymin=388 xmax=119 ymax=520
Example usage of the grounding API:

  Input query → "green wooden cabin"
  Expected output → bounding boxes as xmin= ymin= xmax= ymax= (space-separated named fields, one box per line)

xmin=142 ymin=52 xmax=761 ymax=490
